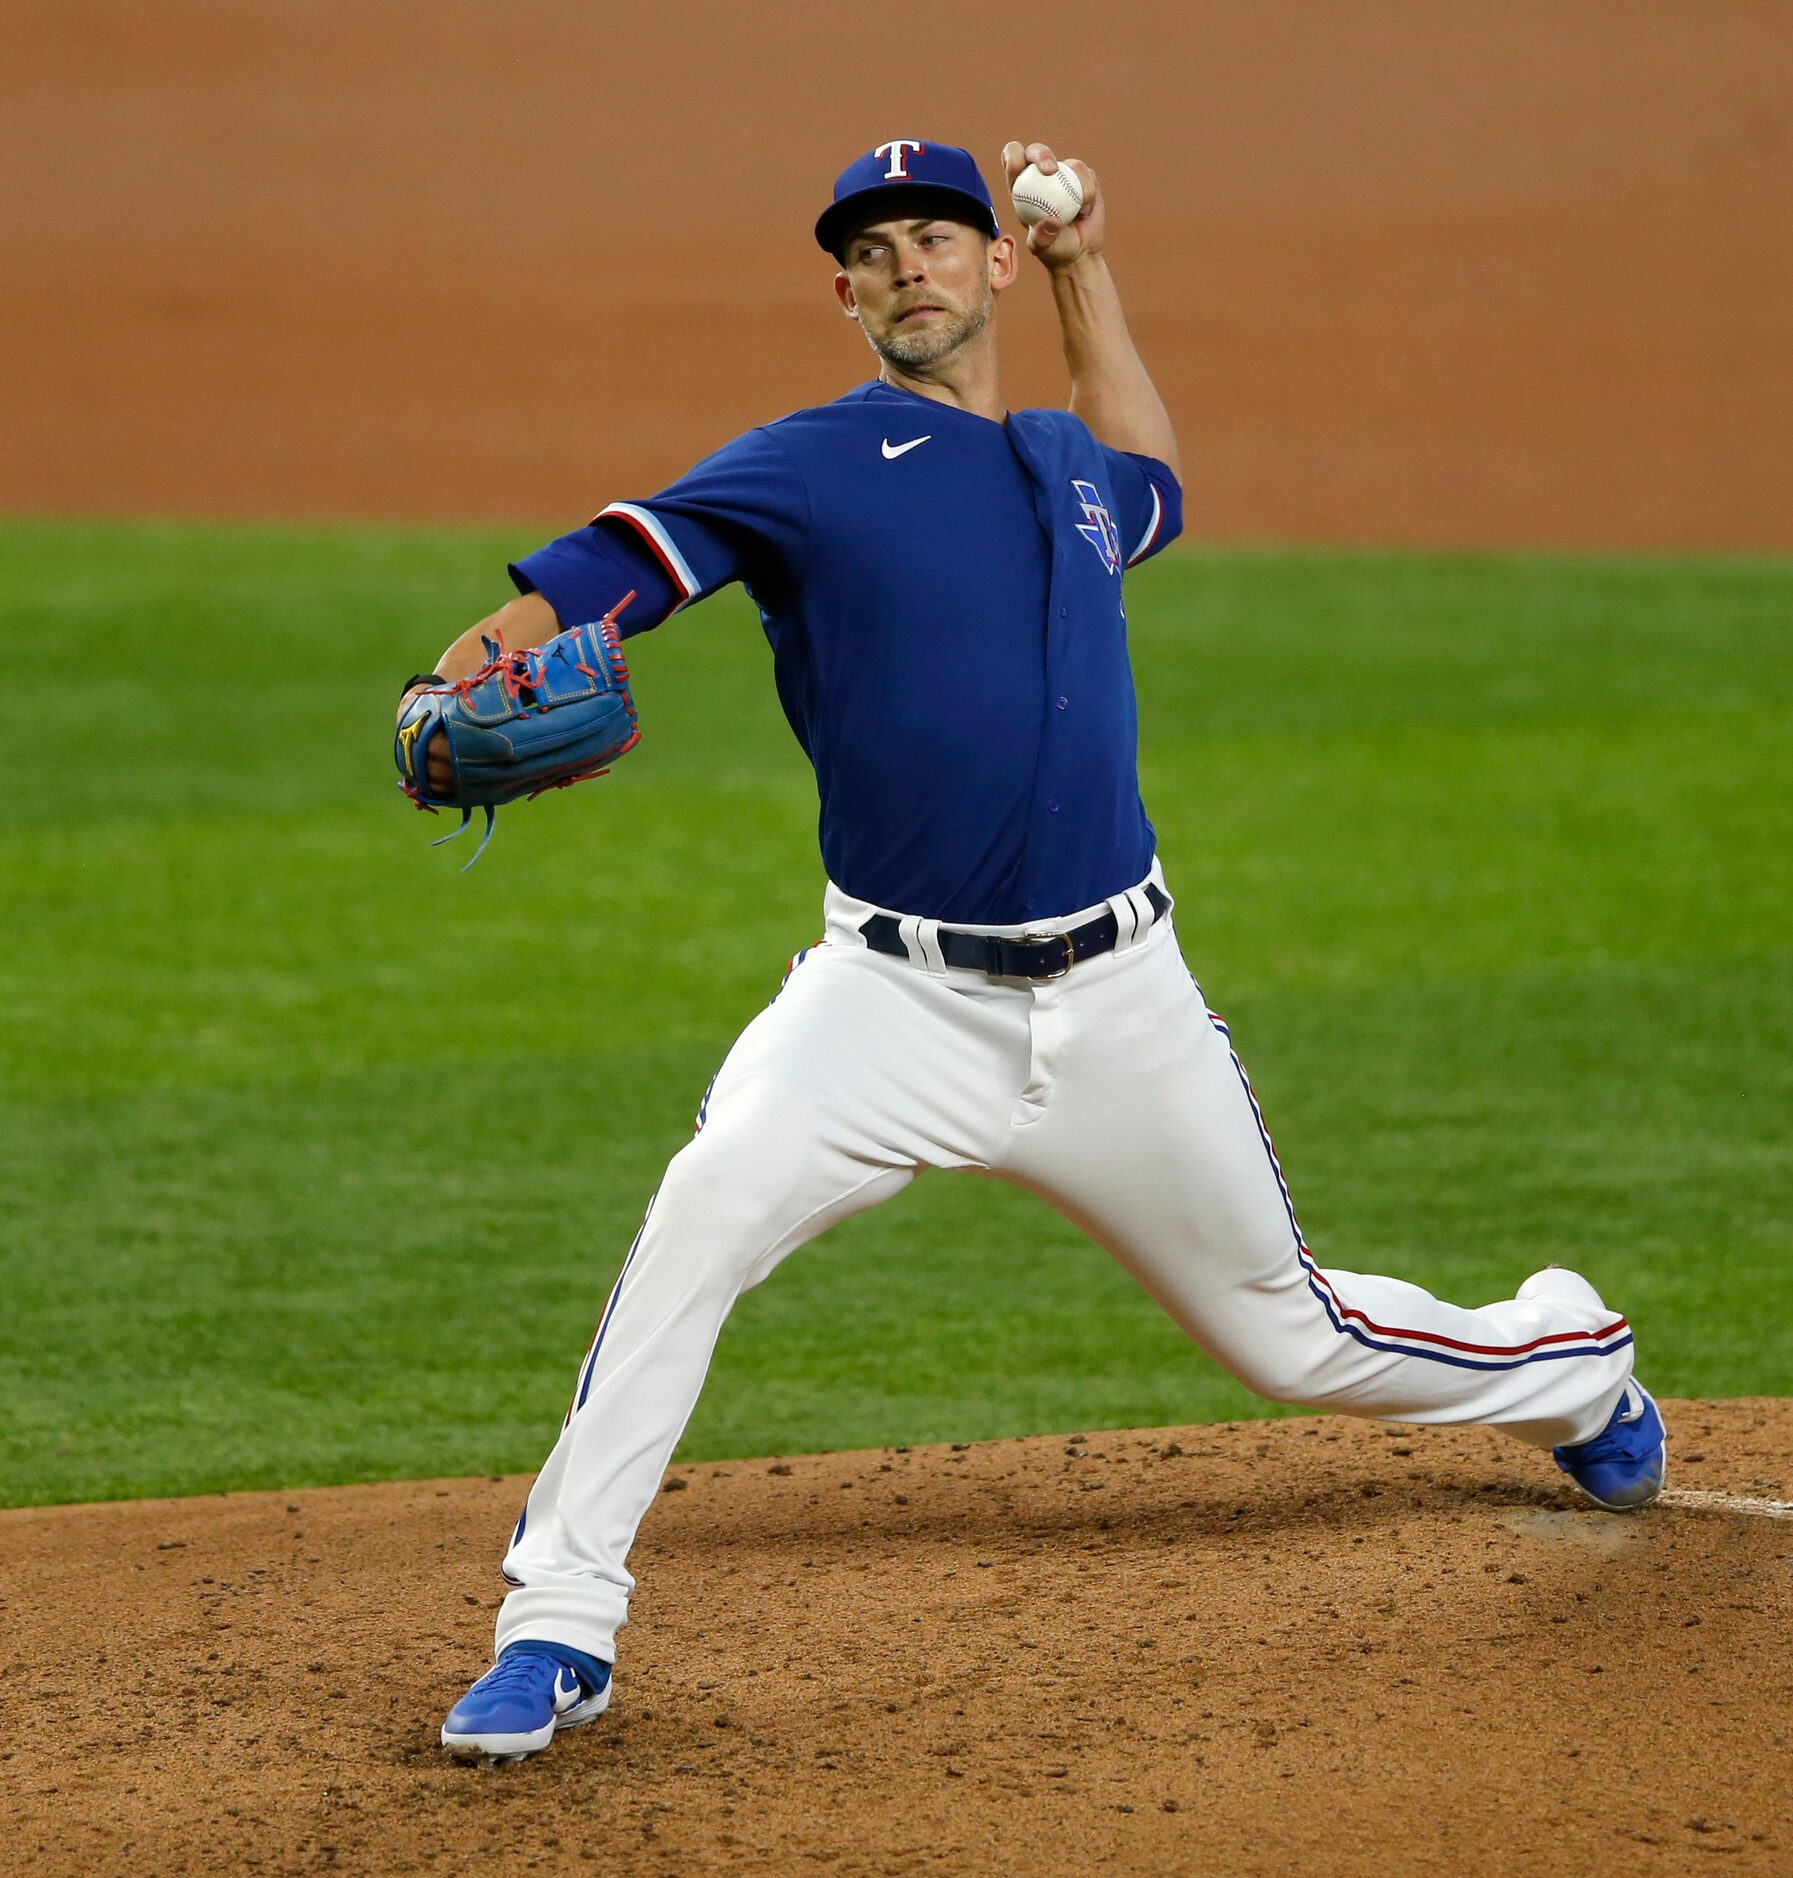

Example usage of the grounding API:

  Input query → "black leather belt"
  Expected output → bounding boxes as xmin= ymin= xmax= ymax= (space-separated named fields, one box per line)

xmin=859 ymin=883 xmax=1171 ymax=981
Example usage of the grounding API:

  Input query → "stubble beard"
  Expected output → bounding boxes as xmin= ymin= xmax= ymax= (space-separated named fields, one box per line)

xmin=867 ymin=287 xmax=992 ymax=371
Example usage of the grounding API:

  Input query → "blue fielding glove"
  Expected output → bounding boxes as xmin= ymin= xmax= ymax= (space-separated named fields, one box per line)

xmin=395 ymin=593 xmax=640 ymax=868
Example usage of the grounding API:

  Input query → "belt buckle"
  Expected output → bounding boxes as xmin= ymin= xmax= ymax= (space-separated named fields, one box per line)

xmin=1021 ymin=931 xmax=1075 ymax=980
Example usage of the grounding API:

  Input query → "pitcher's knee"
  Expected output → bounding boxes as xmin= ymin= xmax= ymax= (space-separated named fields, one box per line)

xmin=1217 ymin=1332 xmax=1356 ymax=1408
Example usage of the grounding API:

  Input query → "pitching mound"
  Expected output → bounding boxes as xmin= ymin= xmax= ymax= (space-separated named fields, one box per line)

xmin=6 ymin=1403 xmax=1790 ymax=1875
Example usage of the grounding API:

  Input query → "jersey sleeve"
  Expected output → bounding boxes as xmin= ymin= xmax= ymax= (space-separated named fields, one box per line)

xmin=509 ymin=424 xmax=810 ymax=639
xmin=508 ymin=519 xmax=682 ymax=640
xmin=1101 ymin=448 xmax=1184 ymax=567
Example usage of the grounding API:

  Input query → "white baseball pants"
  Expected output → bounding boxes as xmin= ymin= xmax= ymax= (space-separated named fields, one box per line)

xmin=495 ymin=863 xmax=1636 ymax=1664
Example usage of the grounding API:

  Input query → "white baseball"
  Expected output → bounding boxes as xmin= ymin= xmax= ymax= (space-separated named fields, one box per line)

xmin=1010 ymin=161 xmax=1084 ymax=229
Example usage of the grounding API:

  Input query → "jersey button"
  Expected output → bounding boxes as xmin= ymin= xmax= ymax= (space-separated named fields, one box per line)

xmin=1056 ymin=695 xmax=1068 ymax=710
xmin=1047 ymin=799 xmax=1060 ymax=814
xmin=1059 ymin=606 xmax=1068 ymax=619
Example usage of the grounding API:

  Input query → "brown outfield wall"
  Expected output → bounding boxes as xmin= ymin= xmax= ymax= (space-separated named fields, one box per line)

xmin=2 ymin=0 xmax=1789 ymax=549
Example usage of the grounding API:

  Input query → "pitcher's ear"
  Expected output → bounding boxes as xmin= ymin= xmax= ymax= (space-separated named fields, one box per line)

xmin=834 ymin=271 xmax=858 ymax=317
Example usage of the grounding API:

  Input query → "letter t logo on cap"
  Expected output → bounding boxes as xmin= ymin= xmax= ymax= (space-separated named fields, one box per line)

xmin=873 ymin=139 xmax=925 ymax=180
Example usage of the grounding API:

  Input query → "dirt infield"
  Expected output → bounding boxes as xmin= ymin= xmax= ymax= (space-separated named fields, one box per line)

xmin=5 ymin=0 xmax=1789 ymax=548
xmin=6 ymin=1404 xmax=1789 ymax=1875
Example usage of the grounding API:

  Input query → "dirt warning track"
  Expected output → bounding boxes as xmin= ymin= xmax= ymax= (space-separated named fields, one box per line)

xmin=5 ymin=1402 xmax=1790 ymax=1875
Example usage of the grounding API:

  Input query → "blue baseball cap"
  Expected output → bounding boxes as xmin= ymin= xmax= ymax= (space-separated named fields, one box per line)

xmin=815 ymin=140 xmax=1001 ymax=258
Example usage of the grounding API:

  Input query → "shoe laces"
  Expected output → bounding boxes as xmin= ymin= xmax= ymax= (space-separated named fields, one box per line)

xmin=482 ymin=1649 xmax=579 ymax=1698
xmin=1572 ymin=1384 xmax=1653 ymax=1462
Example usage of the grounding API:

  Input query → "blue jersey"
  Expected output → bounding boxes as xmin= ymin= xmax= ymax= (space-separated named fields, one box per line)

xmin=511 ymin=378 xmax=1182 ymax=924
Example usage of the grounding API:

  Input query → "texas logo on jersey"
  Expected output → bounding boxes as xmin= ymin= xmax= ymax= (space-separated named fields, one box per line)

xmin=1071 ymin=479 xmax=1123 ymax=575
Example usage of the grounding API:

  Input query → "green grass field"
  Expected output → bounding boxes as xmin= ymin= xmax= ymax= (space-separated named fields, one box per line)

xmin=2 ymin=520 xmax=1788 ymax=1508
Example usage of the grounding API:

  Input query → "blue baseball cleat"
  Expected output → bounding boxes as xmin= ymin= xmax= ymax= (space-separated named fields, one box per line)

xmin=441 ymin=1642 xmax=612 ymax=1761
xmin=1553 ymin=1381 xmax=1667 ymax=1510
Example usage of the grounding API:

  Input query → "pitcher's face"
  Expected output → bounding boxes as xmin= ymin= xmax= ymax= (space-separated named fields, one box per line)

xmin=835 ymin=217 xmax=1015 ymax=369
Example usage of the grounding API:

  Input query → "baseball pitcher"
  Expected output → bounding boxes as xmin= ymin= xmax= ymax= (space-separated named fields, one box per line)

xmin=396 ymin=141 xmax=1668 ymax=1763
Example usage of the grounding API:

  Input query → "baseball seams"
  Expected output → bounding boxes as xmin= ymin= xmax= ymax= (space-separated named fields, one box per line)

xmin=1010 ymin=162 xmax=1084 ymax=227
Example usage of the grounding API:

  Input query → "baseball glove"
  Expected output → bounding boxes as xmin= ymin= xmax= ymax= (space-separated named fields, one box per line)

xmin=395 ymin=593 xmax=640 ymax=867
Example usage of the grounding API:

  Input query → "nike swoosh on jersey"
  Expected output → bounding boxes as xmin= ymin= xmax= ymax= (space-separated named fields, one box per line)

xmin=880 ymin=435 xmax=932 ymax=459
